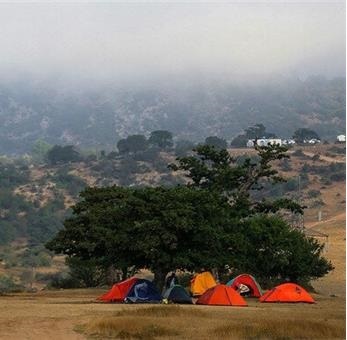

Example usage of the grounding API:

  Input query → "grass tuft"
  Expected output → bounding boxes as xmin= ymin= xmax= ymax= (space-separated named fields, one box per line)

xmin=212 ymin=318 xmax=345 ymax=339
xmin=115 ymin=305 xmax=208 ymax=318
xmin=84 ymin=317 xmax=179 ymax=339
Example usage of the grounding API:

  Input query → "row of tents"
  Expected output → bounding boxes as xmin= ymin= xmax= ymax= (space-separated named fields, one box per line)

xmin=98 ymin=272 xmax=315 ymax=306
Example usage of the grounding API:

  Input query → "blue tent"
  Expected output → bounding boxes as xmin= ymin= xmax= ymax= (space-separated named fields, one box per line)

xmin=163 ymin=285 xmax=193 ymax=304
xmin=125 ymin=279 xmax=162 ymax=303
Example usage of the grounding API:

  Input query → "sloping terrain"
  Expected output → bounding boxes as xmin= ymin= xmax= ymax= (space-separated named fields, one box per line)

xmin=0 ymin=76 xmax=345 ymax=154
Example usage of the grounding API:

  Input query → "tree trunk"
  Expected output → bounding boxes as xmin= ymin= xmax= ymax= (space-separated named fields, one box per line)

xmin=153 ymin=269 xmax=168 ymax=294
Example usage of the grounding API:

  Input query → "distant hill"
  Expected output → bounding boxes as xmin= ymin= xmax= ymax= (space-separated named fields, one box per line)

xmin=0 ymin=76 xmax=345 ymax=155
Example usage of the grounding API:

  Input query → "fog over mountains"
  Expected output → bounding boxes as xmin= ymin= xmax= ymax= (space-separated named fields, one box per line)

xmin=0 ymin=75 xmax=345 ymax=154
xmin=0 ymin=2 xmax=345 ymax=154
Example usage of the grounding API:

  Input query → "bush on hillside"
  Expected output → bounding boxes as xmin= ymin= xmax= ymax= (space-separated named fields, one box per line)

xmin=0 ymin=275 xmax=24 ymax=294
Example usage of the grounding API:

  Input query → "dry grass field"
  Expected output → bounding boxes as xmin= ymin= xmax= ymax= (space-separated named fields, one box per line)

xmin=0 ymin=289 xmax=344 ymax=340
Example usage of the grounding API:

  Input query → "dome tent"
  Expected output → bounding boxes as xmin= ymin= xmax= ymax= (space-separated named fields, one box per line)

xmin=163 ymin=285 xmax=193 ymax=304
xmin=226 ymin=274 xmax=263 ymax=297
xmin=190 ymin=271 xmax=217 ymax=296
xmin=98 ymin=277 xmax=162 ymax=303
xmin=259 ymin=283 xmax=315 ymax=303
xmin=196 ymin=284 xmax=247 ymax=306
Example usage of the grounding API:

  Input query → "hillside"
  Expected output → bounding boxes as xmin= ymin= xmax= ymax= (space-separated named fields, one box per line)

xmin=0 ymin=76 xmax=345 ymax=154
xmin=0 ymin=143 xmax=345 ymax=292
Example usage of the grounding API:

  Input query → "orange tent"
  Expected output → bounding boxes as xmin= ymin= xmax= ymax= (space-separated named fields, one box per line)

xmin=196 ymin=284 xmax=247 ymax=306
xmin=190 ymin=271 xmax=217 ymax=296
xmin=259 ymin=283 xmax=315 ymax=303
xmin=98 ymin=277 xmax=138 ymax=302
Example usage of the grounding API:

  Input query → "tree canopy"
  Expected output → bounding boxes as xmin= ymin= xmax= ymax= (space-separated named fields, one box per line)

xmin=204 ymin=136 xmax=228 ymax=149
xmin=117 ymin=135 xmax=149 ymax=154
xmin=293 ymin=128 xmax=320 ymax=143
xmin=47 ymin=143 xmax=332 ymax=289
xmin=47 ymin=145 xmax=80 ymax=165
xmin=149 ymin=130 xmax=173 ymax=149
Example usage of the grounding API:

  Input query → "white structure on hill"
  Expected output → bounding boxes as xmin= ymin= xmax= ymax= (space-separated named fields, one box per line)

xmin=247 ymin=138 xmax=282 ymax=147
xmin=337 ymin=134 xmax=346 ymax=142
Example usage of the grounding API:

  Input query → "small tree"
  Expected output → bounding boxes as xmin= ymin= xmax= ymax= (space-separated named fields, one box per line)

xmin=204 ymin=136 xmax=228 ymax=149
xmin=47 ymin=145 xmax=80 ymax=165
xmin=149 ymin=130 xmax=173 ymax=149
xmin=31 ymin=139 xmax=52 ymax=163
xmin=117 ymin=135 xmax=149 ymax=154
xmin=293 ymin=128 xmax=320 ymax=143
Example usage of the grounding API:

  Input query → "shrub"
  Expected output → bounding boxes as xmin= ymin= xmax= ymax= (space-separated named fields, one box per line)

xmin=311 ymin=154 xmax=320 ymax=161
xmin=0 ymin=275 xmax=24 ymax=294
xmin=307 ymin=189 xmax=321 ymax=198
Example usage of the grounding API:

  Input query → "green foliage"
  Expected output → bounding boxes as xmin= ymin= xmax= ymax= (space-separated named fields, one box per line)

xmin=174 ymin=140 xmax=195 ymax=157
xmin=31 ymin=139 xmax=52 ymax=163
xmin=307 ymin=189 xmax=321 ymax=198
xmin=50 ymin=167 xmax=87 ymax=196
xmin=0 ymin=162 xmax=30 ymax=189
xmin=117 ymin=135 xmax=149 ymax=154
xmin=47 ymin=145 xmax=81 ymax=165
xmin=293 ymin=128 xmax=320 ymax=143
xmin=204 ymin=136 xmax=227 ymax=149
xmin=230 ymin=124 xmax=276 ymax=147
xmin=19 ymin=246 xmax=53 ymax=268
xmin=170 ymin=144 xmax=295 ymax=213
xmin=149 ymin=130 xmax=173 ymax=149
xmin=46 ymin=185 xmax=235 ymax=288
xmin=234 ymin=215 xmax=333 ymax=285
xmin=0 ymin=275 xmax=24 ymax=294
xmin=46 ymin=142 xmax=332 ymax=289
xmin=301 ymin=162 xmax=345 ymax=183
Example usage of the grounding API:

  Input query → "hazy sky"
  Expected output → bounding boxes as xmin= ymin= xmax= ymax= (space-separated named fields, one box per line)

xmin=0 ymin=1 xmax=345 ymax=82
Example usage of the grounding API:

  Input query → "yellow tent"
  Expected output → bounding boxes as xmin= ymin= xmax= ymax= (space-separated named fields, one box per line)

xmin=190 ymin=271 xmax=217 ymax=296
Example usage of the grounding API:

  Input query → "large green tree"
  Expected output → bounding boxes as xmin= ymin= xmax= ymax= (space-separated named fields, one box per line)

xmin=47 ymin=143 xmax=332 ymax=289
xmin=46 ymin=186 xmax=236 ymax=289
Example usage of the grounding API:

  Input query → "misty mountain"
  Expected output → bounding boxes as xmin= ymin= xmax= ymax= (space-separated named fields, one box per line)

xmin=0 ymin=76 xmax=345 ymax=155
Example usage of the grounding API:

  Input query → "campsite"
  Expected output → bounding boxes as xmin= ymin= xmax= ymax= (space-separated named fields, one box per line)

xmin=0 ymin=211 xmax=345 ymax=339
xmin=0 ymin=3 xmax=345 ymax=339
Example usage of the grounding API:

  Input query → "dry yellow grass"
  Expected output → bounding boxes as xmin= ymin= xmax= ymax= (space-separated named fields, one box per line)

xmin=0 ymin=291 xmax=344 ymax=340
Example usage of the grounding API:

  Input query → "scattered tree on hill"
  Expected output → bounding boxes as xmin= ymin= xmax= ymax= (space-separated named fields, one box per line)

xmin=31 ymin=139 xmax=52 ymax=163
xmin=204 ymin=136 xmax=228 ymax=149
xmin=293 ymin=128 xmax=320 ymax=143
xmin=230 ymin=124 xmax=277 ymax=147
xmin=47 ymin=145 xmax=80 ymax=165
xmin=174 ymin=140 xmax=195 ymax=157
xmin=117 ymin=135 xmax=149 ymax=154
xmin=148 ymin=130 xmax=173 ymax=149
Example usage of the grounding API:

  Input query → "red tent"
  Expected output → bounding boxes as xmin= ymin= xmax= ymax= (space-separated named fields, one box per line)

xmin=196 ymin=284 xmax=247 ymax=306
xmin=259 ymin=283 xmax=315 ymax=303
xmin=229 ymin=274 xmax=262 ymax=297
xmin=98 ymin=277 xmax=138 ymax=302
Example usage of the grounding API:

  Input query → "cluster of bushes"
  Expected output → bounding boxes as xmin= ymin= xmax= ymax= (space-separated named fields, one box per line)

xmin=301 ymin=162 xmax=345 ymax=183
xmin=49 ymin=167 xmax=87 ymax=196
